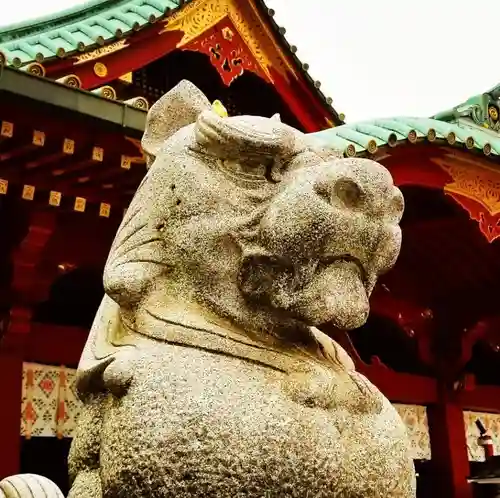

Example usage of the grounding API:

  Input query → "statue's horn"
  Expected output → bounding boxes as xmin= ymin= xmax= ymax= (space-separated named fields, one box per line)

xmin=142 ymin=80 xmax=212 ymax=169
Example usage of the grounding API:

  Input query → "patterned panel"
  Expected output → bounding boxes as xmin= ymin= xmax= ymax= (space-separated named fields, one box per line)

xmin=394 ymin=403 xmax=431 ymax=460
xmin=464 ymin=411 xmax=500 ymax=462
xmin=21 ymin=363 xmax=83 ymax=438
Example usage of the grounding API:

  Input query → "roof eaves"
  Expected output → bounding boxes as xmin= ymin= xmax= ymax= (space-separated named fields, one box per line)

xmin=0 ymin=66 xmax=147 ymax=132
xmin=311 ymin=117 xmax=500 ymax=159
xmin=255 ymin=0 xmax=343 ymax=126
xmin=0 ymin=0 xmax=182 ymax=66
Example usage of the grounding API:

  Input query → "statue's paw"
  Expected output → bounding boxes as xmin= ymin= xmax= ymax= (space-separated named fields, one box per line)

xmin=0 ymin=474 xmax=63 ymax=498
xmin=68 ymin=470 xmax=102 ymax=498
xmin=102 ymin=351 xmax=137 ymax=397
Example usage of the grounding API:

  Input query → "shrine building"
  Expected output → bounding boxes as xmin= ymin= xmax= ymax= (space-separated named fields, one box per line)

xmin=0 ymin=1 xmax=499 ymax=497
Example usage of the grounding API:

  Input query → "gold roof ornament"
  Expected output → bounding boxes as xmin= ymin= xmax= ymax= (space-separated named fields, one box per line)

xmin=92 ymin=86 xmax=116 ymax=100
xmin=56 ymin=74 xmax=82 ymax=88
xmin=20 ymin=62 xmax=46 ymax=77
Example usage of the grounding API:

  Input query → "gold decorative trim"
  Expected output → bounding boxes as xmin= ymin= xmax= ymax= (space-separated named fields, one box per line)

xmin=92 ymin=85 xmax=116 ymax=100
xmin=49 ymin=191 xmax=61 ymax=207
xmin=56 ymin=74 xmax=82 ymax=88
xmin=93 ymin=62 xmax=108 ymax=78
xmin=74 ymin=197 xmax=86 ymax=212
xmin=22 ymin=63 xmax=46 ymax=77
xmin=74 ymin=40 xmax=129 ymax=65
xmin=120 ymin=155 xmax=132 ymax=170
xmin=92 ymin=147 xmax=104 ymax=162
xmin=1 ymin=121 xmax=13 ymax=138
xmin=0 ymin=179 xmax=8 ymax=194
xmin=63 ymin=139 xmax=75 ymax=155
xmin=32 ymin=130 xmax=45 ymax=147
xmin=161 ymin=0 xmax=293 ymax=81
xmin=99 ymin=203 xmax=111 ymax=218
xmin=22 ymin=185 xmax=35 ymax=201
xmin=433 ymin=156 xmax=500 ymax=216
xmin=119 ymin=72 xmax=133 ymax=84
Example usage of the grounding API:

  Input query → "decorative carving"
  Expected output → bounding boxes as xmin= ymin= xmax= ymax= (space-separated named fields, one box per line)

xmin=92 ymin=146 xmax=104 ymax=162
xmin=32 ymin=130 xmax=45 ymax=147
xmin=63 ymin=138 xmax=75 ymax=155
xmin=21 ymin=185 xmax=35 ymax=201
xmin=93 ymin=62 xmax=108 ymax=78
xmin=434 ymin=84 xmax=500 ymax=132
xmin=123 ymin=96 xmax=149 ymax=110
xmin=161 ymin=0 xmax=293 ymax=82
xmin=49 ymin=191 xmax=61 ymax=207
xmin=185 ymin=17 xmax=266 ymax=85
xmin=99 ymin=203 xmax=111 ymax=218
xmin=68 ymin=81 xmax=413 ymax=497
xmin=92 ymin=85 xmax=116 ymax=100
xmin=74 ymin=197 xmax=86 ymax=213
xmin=22 ymin=63 xmax=46 ymax=77
xmin=434 ymin=155 xmax=500 ymax=242
xmin=56 ymin=74 xmax=82 ymax=88
xmin=1 ymin=121 xmax=13 ymax=138
xmin=73 ymin=40 xmax=129 ymax=65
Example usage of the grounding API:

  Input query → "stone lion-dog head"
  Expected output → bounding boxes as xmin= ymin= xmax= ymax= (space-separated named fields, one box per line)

xmin=103 ymin=81 xmax=402 ymax=342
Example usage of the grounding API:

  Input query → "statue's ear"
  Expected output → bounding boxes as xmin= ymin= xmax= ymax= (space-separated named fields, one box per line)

xmin=141 ymin=80 xmax=212 ymax=168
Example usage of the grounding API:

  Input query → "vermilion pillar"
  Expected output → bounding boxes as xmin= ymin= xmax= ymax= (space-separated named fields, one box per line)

xmin=0 ymin=348 xmax=23 ymax=478
xmin=427 ymin=385 xmax=472 ymax=498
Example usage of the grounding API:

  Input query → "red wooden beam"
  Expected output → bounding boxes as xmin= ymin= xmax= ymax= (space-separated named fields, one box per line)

xmin=326 ymin=327 xmax=438 ymax=405
xmin=49 ymin=28 xmax=184 ymax=90
xmin=358 ymin=362 xmax=438 ymax=405
xmin=24 ymin=322 xmax=88 ymax=368
xmin=459 ymin=385 xmax=500 ymax=414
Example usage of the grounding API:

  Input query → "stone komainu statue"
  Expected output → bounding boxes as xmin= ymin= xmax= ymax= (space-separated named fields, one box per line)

xmin=2 ymin=81 xmax=415 ymax=497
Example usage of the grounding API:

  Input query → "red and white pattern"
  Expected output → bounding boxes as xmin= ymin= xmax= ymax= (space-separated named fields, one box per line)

xmin=394 ymin=403 xmax=431 ymax=460
xmin=464 ymin=410 xmax=500 ymax=461
xmin=21 ymin=363 xmax=82 ymax=438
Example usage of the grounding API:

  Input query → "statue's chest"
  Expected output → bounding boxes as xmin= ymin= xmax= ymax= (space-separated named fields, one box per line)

xmin=100 ymin=348 xmax=415 ymax=497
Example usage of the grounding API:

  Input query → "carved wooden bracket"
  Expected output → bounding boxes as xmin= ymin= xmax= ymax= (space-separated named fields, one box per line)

xmin=184 ymin=18 xmax=267 ymax=86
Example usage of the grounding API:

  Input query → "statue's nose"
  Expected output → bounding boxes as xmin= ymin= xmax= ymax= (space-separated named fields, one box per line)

xmin=313 ymin=164 xmax=403 ymax=223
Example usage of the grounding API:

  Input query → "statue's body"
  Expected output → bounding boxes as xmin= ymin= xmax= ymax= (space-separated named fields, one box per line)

xmin=64 ymin=81 xmax=414 ymax=498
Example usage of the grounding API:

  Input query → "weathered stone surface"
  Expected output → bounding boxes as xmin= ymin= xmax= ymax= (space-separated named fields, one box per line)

xmin=68 ymin=80 xmax=414 ymax=497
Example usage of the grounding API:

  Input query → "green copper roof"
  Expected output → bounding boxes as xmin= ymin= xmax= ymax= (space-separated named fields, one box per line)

xmin=312 ymin=117 xmax=500 ymax=158
xmin=0 ymin=0 xmax=181 ymax=66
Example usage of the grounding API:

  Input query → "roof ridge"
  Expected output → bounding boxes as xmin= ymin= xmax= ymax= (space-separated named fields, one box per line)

xmin=312 ymin=116 xmax=500 ymax=158
xmin=0 ymin=0 xmax=121 ymax=39
xmin=0 ymin=0 xmax=179 ymax=66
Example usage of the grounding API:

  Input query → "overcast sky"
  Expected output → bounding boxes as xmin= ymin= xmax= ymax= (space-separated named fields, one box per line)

xmin=2 ymin=0 xmax=499 ymax=122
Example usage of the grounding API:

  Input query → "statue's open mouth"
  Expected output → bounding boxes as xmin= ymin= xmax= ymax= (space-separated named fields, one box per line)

xmin=319 ymin=254 xmax=368 ymax=289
